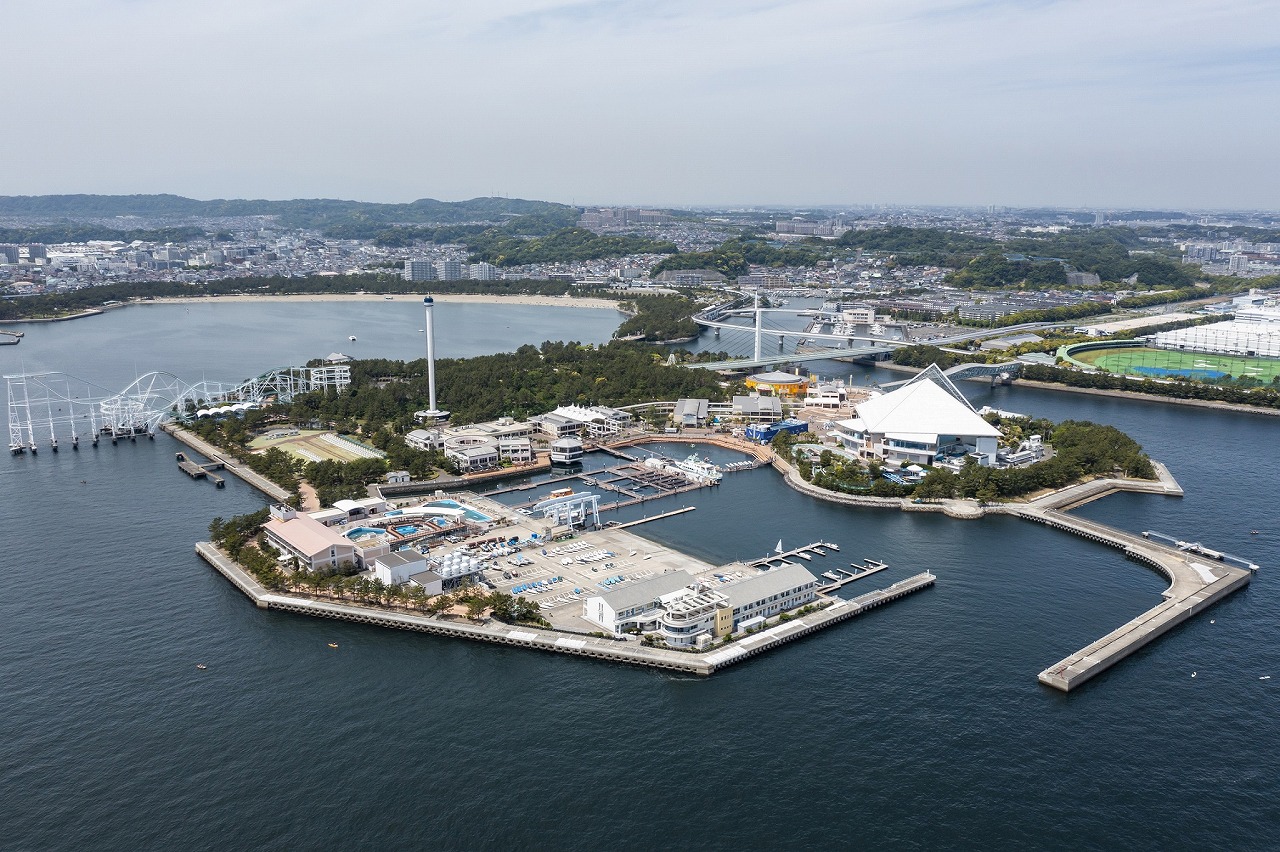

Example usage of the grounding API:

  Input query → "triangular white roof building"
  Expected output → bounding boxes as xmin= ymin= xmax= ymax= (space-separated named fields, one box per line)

xmin=833 ymin=364 xmax=1001 ymax=466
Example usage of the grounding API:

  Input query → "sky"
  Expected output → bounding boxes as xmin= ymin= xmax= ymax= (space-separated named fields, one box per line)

xmin=4 ymin=0 xmax=1279 ymax=209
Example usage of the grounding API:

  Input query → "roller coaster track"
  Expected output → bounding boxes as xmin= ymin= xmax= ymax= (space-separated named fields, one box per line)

xmin=6 ymin=365 xmax=349 ymax=454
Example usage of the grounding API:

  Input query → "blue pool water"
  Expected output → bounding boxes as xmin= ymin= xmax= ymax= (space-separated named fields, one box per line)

xmin=344 ymin=527 xmax=385 ymax=539
xmin=424 ymin=499 xmax=491 ymax=522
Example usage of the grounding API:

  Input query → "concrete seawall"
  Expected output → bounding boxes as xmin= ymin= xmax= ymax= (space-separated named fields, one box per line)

xmin=162 ymin=425 xmax=292 ymax=503
xmin=1013 ymin=506 xmax=1253 ymax=691
xmin=195 ymin=542 xmax=933 ymax=676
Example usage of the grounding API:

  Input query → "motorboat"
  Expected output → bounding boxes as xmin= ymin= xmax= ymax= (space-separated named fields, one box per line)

xmin=348 ymin=335 xmax=357 ymax=341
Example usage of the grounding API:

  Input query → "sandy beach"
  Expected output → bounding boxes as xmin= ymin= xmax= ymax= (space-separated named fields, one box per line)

xmin=138 ymin=292 xmax=624 ymax=310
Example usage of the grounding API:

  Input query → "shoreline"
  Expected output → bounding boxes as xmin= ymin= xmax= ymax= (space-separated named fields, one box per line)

xmin=138 ymin=292 xmax=624 ymax=310
xmin=189 ymin=424 xmax=1252 ymax=690
xmin=0 ymin=292 xmax=624 ymax=326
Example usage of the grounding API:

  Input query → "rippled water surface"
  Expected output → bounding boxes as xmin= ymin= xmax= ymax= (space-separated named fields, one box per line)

xmin=2 ymin=302 xmax=1276 ymax=850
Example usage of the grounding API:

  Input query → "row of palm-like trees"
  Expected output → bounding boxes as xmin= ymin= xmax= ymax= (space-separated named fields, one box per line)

xmin=282 ymin=571 xmax=547 ymax=625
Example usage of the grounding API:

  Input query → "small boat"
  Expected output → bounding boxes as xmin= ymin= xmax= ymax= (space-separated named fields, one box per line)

xmin=348 ymin=335 xmax=357 ymax=341
xmin=1262 ymin=676 xmax=1272 ymax=680
xmin=327 ymin=643 xmax=339 ymax=649
xmin=826 ymin=543 xmax=839 ymax=552
xmin=1251 ymin=530 xmax=1260 ymax=535
xmin=795 ymin=552 xmax=812 ymax=561
xmin=196 ymin=664 xmax=207 ymax=670
xmin=822 ymin=571 xmax=841 ymax=581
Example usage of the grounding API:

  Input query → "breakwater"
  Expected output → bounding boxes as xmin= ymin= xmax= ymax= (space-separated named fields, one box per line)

xmin=1012 ymin=505 xmax=1253 ymax=691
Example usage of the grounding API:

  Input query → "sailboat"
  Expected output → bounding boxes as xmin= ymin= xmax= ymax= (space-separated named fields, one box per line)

xmin=775 ymin=539 xmax=784 ymax=554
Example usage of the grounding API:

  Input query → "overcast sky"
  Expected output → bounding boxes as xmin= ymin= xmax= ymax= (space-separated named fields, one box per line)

xmin=4 ymin=0 xmax=1278 ymax=209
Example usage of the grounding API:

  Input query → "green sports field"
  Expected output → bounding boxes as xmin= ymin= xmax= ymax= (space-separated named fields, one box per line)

xmin=1072 ymin=347 xmax=1280 ymax=382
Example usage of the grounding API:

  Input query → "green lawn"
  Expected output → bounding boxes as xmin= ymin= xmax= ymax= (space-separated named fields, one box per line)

xmin=1075 ymin=347 xmax=1280 ymax=382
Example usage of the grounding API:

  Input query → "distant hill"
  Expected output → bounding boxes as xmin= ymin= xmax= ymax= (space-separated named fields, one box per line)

xmin=0 ymin=194 xmax=579 ymax=238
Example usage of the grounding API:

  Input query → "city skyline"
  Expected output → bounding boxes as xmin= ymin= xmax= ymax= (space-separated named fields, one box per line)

xmin=4 ymin=0 xmax=1278 ymax=209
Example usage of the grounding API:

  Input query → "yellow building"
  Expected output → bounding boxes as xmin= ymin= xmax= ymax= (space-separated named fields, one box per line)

xmin=744 ymin=370 xmax=809 ymax=397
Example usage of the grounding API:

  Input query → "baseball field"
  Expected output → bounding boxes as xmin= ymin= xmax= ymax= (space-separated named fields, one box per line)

xmin=1072 ymin=347 xmax=1280 ymax=382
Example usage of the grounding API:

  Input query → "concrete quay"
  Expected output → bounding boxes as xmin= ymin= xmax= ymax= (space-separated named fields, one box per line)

xmin=1023 ymin=461 xmax=1184 ymax=511
xmin=1011 ymin=505 xmax=1253 ymax=691
xmin=162 ymin=424 xmax=292 ymax=502
xmin=196 ymin=542 xmax=934 ymax=676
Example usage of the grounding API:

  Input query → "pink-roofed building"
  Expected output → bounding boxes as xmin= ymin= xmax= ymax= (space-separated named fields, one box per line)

xmin=263 ymin=505 xmax=357 ymax=572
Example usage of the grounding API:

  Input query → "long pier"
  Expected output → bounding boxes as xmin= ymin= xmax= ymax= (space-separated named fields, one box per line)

xmin=1011 ymin=504 xmax=1254 ymax=691
xmin=612 ymin=506 xmax=697 ymax=528
xmin=196 ymin=542 xmax=934 ymax=676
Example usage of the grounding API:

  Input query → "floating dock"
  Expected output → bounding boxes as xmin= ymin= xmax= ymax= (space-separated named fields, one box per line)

xmin=813 ymin=559 xmax=890 ymax=593
xmin=163 ymin=424 xmax=292 ymax=502
xmin=750 ymin=542 xmax=840 ymax=569
xmin=175 ymin=452 xmax=225 ymax=487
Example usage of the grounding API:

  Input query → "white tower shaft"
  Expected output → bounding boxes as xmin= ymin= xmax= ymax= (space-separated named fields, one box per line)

xmin=424 ymin=297 xmax=438 ymax=413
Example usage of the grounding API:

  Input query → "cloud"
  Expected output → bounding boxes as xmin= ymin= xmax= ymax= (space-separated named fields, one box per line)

xmin=1 ymin=0 xmax=1277 ymax=207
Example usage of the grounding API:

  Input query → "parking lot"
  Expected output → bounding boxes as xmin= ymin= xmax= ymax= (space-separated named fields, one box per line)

xmin=480 ymin=522 xmax=719 ymax=631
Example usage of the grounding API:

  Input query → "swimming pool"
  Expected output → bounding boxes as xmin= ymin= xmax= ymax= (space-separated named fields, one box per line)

xmin=345 ymin=527 xmax=386 ymax=540
xmin=424 ymin=499 xmax=492 ymax=523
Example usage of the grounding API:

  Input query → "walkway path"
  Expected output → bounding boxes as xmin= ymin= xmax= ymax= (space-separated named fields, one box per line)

xmin=162 ymin=424 xmax=292 ymax=503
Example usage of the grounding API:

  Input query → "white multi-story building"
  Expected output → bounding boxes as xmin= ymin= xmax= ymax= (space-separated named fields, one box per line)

xmin=832 ymin=365 xmax=1001 ymax=466
xmin=436 ymin=260 xmax=463 ymax=281
xmin=549 ymin=437 xmax=584 ymax=464
xmin=582 ymin=572 xmax=697 ymax=635
xmin=404 ymin=259 xmax=438 ymax=281
xmin=1150 ymin=318 xmax=1280 ymax=358
xmin=469 ymin=262 xmax=499 ymax=280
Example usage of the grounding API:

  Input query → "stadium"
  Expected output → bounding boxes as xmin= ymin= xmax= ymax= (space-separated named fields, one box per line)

xmin=1062 ymin=341 xmax=1280 ymax=383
